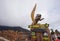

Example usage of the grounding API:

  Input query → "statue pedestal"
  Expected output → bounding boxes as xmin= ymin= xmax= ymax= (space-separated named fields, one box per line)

xmin=28 ymin=23 xmax=51 ymax=41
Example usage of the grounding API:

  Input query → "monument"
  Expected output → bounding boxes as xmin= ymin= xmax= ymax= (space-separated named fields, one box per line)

xmin=28 ymin=4 xmax=51 ymax=41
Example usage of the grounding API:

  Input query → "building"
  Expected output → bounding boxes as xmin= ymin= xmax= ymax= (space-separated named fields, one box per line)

xmin=0 ymin=26 xmax=31 ymax=41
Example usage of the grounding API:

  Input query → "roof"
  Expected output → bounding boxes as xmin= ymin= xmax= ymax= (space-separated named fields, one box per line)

xmin=0 ymin=26 xmax=30 ymax=32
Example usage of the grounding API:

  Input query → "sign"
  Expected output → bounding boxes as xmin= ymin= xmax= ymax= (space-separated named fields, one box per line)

xmin=28 ymin=23 xmax=49 ymax=28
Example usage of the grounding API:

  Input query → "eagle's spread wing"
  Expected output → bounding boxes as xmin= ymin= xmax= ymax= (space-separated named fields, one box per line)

xmin=31 ymin=4 xmax=37 ymax=23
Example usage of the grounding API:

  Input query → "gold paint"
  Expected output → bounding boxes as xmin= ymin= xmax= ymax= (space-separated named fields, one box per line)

xmin=31 ymin=4 xmax=37 ymax=23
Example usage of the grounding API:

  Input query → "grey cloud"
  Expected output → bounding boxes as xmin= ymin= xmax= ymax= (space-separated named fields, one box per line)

xmin=0 ymin=0 xmax=60 ymax=31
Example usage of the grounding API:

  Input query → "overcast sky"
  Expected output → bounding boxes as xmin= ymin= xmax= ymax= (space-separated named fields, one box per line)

xmin=0 ymin=0 xmax=60 ymax=31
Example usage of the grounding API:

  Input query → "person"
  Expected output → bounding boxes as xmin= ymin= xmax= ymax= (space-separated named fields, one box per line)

xmin=55 ymin=36 xmax=60 ymax=41
xmin=51 ymin=29 xmax=56 ymax=41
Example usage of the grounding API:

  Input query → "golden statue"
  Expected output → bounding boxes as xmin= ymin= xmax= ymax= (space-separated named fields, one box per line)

xmin=31 ymin=4 xmax=44 ymax=25
xmin=29 ymin=4 xmax=50 ymax=41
